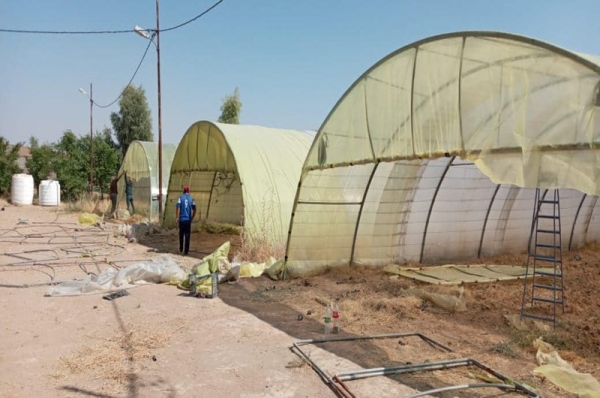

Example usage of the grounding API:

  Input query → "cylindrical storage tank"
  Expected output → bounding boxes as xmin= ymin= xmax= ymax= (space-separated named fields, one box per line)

xmin=11 ymin=174 xmax=34 ymax=205
xmin=39 ymin=180 xmax=61 ymax=206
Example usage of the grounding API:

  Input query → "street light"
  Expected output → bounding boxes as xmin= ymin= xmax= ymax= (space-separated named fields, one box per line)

xmin=135 ymin=0 xmax=164 ymax=222
xmin=78 ymin=84 xmax=94 ymax=195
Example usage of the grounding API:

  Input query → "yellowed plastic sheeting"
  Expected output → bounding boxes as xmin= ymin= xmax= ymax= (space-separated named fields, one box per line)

xmin=164 ymin=121 xmax=314 ymax=247
xmin=383 ymin=264 xmax=554 ymax=285
xmin=285 ymin=31 xmax=600 ymax=277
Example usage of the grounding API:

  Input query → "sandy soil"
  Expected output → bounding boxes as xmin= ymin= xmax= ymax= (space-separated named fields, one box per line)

xmin=1 ymin=200 xmax=598 ymax=397
xmin=0 ymin=202 xmax=327 ymax=398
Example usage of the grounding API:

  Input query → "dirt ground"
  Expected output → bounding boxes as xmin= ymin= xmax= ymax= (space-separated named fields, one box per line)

xmin=1 ymin=200 xmax=598 ymax=397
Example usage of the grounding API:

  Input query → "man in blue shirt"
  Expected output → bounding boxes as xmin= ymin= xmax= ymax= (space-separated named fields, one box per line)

xmin=124 ymin=173 xmax=135 ymax=214
xmin=176 ymin=185 xmax=196 ymax=255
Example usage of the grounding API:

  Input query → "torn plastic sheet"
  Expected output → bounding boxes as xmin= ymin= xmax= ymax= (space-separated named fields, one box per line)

xmin=178 ymin=242 xmax=286 ymax=294
xmin=45 ymin=255 xmax=186 ymax=297
xmin=533 ymin=337 xmax=600 ymax=397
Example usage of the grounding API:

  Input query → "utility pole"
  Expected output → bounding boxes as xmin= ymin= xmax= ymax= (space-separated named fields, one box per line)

xmin=156 ymin=0 xmax=164 ymax=221
xmin=89 ymin=83 xmax=94 ymax=196
xmin=134 ymin=0 xmax=164 ymax=221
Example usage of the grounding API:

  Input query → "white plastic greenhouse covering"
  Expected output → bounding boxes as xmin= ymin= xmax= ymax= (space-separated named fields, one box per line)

xmin=163 ymin=121 xmax=314 ymax=246
xmin=284 ymin=31 xmax=600 ymax=277
xmin=117 ymin=141 xmax=177 ymax=220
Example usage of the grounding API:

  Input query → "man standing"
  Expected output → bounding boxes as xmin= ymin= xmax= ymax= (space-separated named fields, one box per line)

xmin=125 ymin=173 xmax=135 ymax=214
xmin=176 ymin=185 xmax=196 ymax=255
xmin=109 ymin=170 xmax=125 ymax=218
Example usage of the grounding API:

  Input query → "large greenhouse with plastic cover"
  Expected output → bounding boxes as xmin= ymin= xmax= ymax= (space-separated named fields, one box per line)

xmin=117 ymin=141 xmax=177 ymax=220
xmin=284 ymin=31 xmax=600 ymax=278
xmin=164 ymin=121 xmax=314 ymax=247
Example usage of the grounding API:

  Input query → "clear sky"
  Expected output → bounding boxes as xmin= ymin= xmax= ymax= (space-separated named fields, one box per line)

xmin=1 ymin=0 xmax=599 ymax=146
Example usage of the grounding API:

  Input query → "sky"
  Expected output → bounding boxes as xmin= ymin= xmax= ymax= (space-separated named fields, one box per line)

xmin=1 ymin=0 xmax=599 ymax=146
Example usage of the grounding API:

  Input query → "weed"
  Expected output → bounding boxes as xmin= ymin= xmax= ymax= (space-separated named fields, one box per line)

xmin=197 ymin=220 xmax=241 ymax=235
xmin=489 ymin=341 xmax=519 ymax=358
xmin=235 ymin=189 xmax=285 ymax=263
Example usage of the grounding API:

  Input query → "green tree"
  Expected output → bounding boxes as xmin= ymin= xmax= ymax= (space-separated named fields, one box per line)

xmin=110 ymin=85 xmax=153 ymax=157
xmin=0 ymin=137 xmax=22 ymax=194
xmin=53 ymin=131 xmax=89 ymax=200
xmin=27 ymin=137 xmax=57 ymax=187
xmin=80 ymin=134 xmax=120 ymax=197
xmin=218 ymin=87 xmax=242 ymax=124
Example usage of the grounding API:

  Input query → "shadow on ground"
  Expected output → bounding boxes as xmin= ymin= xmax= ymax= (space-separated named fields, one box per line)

xmin=136 ymin=232 xmax=519 ymax=397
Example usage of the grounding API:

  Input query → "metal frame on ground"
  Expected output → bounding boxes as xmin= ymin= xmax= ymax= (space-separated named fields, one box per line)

xmin=292 ymin=332 xmax=539 ymax=398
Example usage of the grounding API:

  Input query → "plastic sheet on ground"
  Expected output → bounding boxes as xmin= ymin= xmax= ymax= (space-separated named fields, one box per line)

xmin=78 ymin=213 xmax=99 ymax=226
xmin=405 ymin=287 xmax=467 ymax=312
xmin=178 ymin=242 xmax=286 ymax=294
xmin=45 ymin=255 xmax=186 ymax=297
xmin=384 ymin=264 xmax=554 ymax=285
xmin=533 ymin=338 xmax=600 ymax=397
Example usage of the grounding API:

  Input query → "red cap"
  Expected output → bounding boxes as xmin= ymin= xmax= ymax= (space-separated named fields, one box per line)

xmin=183 ymin=185 xmax=190 ymax=193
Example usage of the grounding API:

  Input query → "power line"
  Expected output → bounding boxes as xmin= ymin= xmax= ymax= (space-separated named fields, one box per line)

xmin=161 ymin=0 xmax=223 ymax=33
xmin=0 ymin=0 xmax=224 ymax=35
xmin=0 ymin=27 xmax=134 ymax=35
xmin=92 ymin=38 xmax=154 ymax=109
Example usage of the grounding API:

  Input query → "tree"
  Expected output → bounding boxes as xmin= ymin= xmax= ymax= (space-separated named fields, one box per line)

xmin=53 ymin=131 xmax=89 ymax=200
xmin=110 ymin=85 xmax=153 ymax=157
xmin=27 ymin=136 xmax=56 ymax=187
xmin=218 ymin=87 xmax=242 ymax=124
xmin=0 ymin=137 xmax=22 ymax=194
xmin=81 ymin=134 xmax=120 ymax=197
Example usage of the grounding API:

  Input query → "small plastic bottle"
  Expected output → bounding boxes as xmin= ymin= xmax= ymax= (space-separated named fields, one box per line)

xmin=332 ymin=299 xmax=340 ymax=334
xmin=324 ymin=304 xmax=332 ymax=334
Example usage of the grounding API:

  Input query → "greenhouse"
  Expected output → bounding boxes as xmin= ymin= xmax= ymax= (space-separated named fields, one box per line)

xmin=163 ymin=121 xmax=314 ymax=247
xmin=284 ymin=31 xmax=600 ymax=277
xmin=117 ymin=141 xmax=177 ymax=220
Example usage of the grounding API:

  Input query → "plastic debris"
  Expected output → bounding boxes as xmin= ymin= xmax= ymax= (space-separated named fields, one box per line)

xmin=533 ymin=337 xmax=600 ymax=397
xmin=78 ymin=213 xmax=99 ymax=226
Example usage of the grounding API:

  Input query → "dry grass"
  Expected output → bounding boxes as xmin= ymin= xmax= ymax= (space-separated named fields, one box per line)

xmin=236 ymin=230 xmax=285 ymax=264
xmin=197 ymin=220 xmax=241 ymax=235
xmin=126 ymin=214 xmax=146 ymax=225
xmin=235 ymin=191 xmax=285 ymax=263
xmin=63 ymin=197 xmax=111 ymax=215
xmin=51 ymin=323 xmax=185 ymax=390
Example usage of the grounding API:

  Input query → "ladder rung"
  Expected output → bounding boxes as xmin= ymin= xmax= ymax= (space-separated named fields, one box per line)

xmin=536 ymin=243 xmax=558 ymax=248
xmin=533 ymin=255 xmax=562 ymax=263
xmin=533 ymin=297 xmax=564 ymax=304
xmin=539 ymin=200 xmax=558 ymax=204
xmin=533 ymin=283 xmax=563 ymax=291
xmin=535 ymin=270 xmax=563 ymax=277
xmin=537 ymin=229 xmax=561 ymax=234
xmin=538 ymin=215 xmax=559 ymax=219
xmin=521 ymin=313 xmax=555 ymax=323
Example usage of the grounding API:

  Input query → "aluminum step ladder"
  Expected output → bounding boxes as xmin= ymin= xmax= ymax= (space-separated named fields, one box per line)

xmin=520 ymin=188 xmax=565 ymax=328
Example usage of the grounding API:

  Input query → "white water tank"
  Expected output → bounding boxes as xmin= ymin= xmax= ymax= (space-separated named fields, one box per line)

xmin=11 ymin=174 xmax=34 ymax=205
xmin=39 ymin=180 xmax=61 ymax=206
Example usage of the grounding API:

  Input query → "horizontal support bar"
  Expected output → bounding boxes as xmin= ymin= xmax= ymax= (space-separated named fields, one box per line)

xmin=306 ymin=142 xmax=600 ymax=172
xmin=296 ymin=201 xmax=362 ymax=206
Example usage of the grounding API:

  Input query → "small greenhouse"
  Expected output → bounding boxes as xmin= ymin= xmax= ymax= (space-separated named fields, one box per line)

xmin=164 ymin=121 xmax=314 ymax=247
xmin=284 ymin=31 xmax=600 ymax=277
xmin=117 ymin=141 xmax=177 ymax=220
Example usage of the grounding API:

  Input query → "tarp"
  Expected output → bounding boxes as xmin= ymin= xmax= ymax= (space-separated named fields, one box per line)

xmin=45 ymin=255 xmax=187 ymax=297
xmin=383 ymin=263 xmax=555 ymax=285
xmin=164 ymin=121 xmax=314 ymax=247
xmin=285 ymin=31 xmax=600 ymax=277
xmin=117 ymin=141 xmax=177 ymax=220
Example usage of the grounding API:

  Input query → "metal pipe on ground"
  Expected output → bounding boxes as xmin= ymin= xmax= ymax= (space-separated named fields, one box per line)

xmin=294 ymin=332 xmax=452 ymax=353
xmin=405 ymin=383 xmax=518 ymax=398
xmin=336 ymin=359 xmax=471 ymax=381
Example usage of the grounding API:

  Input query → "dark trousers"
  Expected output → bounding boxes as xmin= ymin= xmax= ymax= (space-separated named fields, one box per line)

xmin=179 ymin=220 xmax=191 ymax=254
xmin=126 ymin=195 xmax=135 ymax=214
xmin=110 ymin=193 xmax=118 ymax=214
